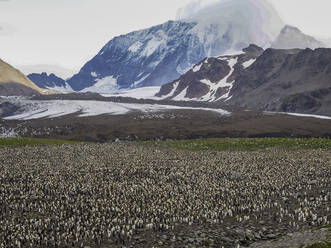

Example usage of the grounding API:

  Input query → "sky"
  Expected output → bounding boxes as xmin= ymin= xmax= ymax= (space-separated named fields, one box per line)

xmin=1 ymin=0 xmax=331 ymax=77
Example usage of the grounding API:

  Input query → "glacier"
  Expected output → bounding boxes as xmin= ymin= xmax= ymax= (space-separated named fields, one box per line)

xmin=3 ymin=99 xmax=230 ymax=120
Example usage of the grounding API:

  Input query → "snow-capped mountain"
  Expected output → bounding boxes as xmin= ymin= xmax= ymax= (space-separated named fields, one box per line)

xmin=272 ymin=25 xmax=325 ymax=49
xmin=20 ymin=64 xmax=76 ymax=80
xmin=27 ymin=72 xmax=72 ymax=92
xmin=156 ymin=45 xmax=331 ymax=116
xmin=68 ymin=20 xmax=206 ymax=91
xmin=156 ymin=44 xmax=264 ymax=101
xmin=67 ymin=0 xmax=284 ymax=92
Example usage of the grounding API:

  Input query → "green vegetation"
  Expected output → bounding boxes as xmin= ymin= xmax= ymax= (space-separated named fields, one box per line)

xmin=0 ymin=138 xmax=80 ymax=147
xmin=306 ymin=242 xmax=331 ymax=248
xmin=2 ymin=137 xmax=331 ymax=150
xmin=146 ymin=138 xmax=331 ymax=152
xmin=319 ymin=224 xmax=331 ymax=229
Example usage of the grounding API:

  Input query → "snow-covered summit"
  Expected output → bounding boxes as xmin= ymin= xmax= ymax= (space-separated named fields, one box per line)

xmin=68 ymin=20 xmax=201 ymax=91
xmin=272 ymin=25 xmax=326 ymax=49
xmin=67 ymin=0 xmax=320 ymax=94
xmin=179 ymin=0 xmax=284 ymax=53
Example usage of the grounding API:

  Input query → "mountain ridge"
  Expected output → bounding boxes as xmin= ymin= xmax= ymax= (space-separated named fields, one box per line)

xmin=66 ymin=0 xmax=285 ymax=92
xmin=156 ymin=45 xmax=331 ymax=116
xmin=0 ymin=58 xmax=52 ymax=96
xmin=27 ymin=0 xmax=327 ymax=95
xmin=28 ymin=72 xmax=72 ymax=91
xmin=272 ymin=25 xmax=326 ymax=49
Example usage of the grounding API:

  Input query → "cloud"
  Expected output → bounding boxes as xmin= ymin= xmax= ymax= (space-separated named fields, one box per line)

xmin=0 ymin=23 xmax=16 ymax=36
xmin=176 ymin=0 xmax=221 ymax=20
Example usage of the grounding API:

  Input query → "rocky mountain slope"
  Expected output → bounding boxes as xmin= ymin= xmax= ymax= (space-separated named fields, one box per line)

xmin=156 ymin=44 xmax=264 ymax=101
xmin=28 ymin=72 xmax=72 ymax=91
xmin=272 ymin=25 xmax=325 ymax=49
xmin=26 ymin=0 xmax=326 ymax=94
xmin=156 ymin=45 xmax=331 ymax=116
xmin=67 ymin=0 xmax=285 ymax=92
xmin=0 ymin=59 xmax=50 ymax=96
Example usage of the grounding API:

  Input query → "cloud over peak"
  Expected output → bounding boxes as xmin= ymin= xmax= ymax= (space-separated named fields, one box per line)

xmin=176 ymin=0 xmax=219 ymax=20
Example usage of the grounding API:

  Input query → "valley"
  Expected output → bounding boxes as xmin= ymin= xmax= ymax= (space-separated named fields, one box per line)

xmin=1 ymin=94 xmax=331 ymax=141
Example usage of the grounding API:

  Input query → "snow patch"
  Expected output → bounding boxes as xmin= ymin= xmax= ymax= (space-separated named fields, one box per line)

xmin=242 ymin=58 xmax=256 ymax=69
xmin=193 ymin=63 xmax=203 ymax=72
xmin=176 ymin=64 xmax=191 ymax=75
xmin=163 ymin=81 xmax=179 ymax=99
xmin=128 ymin=41 xmax=143 ymax=53
xmin=142 ymin=34 xmax=167 ymax=57
xmin=173 ymin=87 xmax=189 ymax=101
xmin=132 ymin=74 xmax=151 ymax=88
xmin=286 ymin=113 xmax=331 ymax=120
xmin=264 ymin=111 xmax=331 ymax=120
xmin=221 ymin=50 xmax=245 ymax=57
xmin=101 ymin=87 xmax=161 ymax=100
xmin=199 ymin=57 xmax=238 ymax=101
xmin=224 ymin=95 xmax=233 ymax=102
xmin=46 ymin=82 xmax=73 ymax=93
xmin=81 ymin=76 xmax=118 ymax=93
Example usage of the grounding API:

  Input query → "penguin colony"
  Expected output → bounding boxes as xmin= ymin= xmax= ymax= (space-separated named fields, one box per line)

xmin=0 ymin=143 xmax=330 ymax=248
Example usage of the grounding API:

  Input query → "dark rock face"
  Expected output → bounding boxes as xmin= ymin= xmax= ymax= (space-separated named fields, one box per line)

xmin=229 ymin=48 xmax=331 ymax=115
xmin=156 ymin=58 xmax=231 ymax=99
xmin=242 ymin=44 xmax=265 ymax=56
xmin=156 ymin=45 xmax=331 ymax=116
xmin=28 ymin=72 xmax=67 ymax=89
xmin=0 ymin=83 xmax=40 ymax=96
xmin=279 ymin=95 xmax=321 ymax=113
xmin=157 ymin=45 xmax=263 ymax=101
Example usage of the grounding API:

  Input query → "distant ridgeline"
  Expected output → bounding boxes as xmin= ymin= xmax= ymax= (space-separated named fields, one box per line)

xmin=0 ymin=59 xmax=50 ymax=96
xmin=156 ymin=45 xmax=331 ymax=116
xmin=21 ymin=0 xmax=330 ymax=117
xmin=28 ymin=0 xmax=326 ymax=95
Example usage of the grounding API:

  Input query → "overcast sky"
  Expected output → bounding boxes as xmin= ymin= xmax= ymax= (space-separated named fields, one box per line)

xmin=1 ymin=0 xmax=331 ymax=75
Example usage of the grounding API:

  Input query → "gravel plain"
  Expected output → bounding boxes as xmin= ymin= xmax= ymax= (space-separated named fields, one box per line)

xmin=0 ymin=143 xmax=330 ymax=248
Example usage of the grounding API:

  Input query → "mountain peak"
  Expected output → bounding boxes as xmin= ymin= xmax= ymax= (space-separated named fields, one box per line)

xmin=67 ymin=0 xmax=287 ymax=93
xmin=27 ymin=72 xmax=71 ymax=91
xmin=281 ymin=25 xmax=301 ymax=34
xmin=242 ymin=44 xmax=264 ymax=55
xmin=272 ymin=25 xmax=325 ymax=49
xmin=180 ymin=0 xmax=284 ymax=48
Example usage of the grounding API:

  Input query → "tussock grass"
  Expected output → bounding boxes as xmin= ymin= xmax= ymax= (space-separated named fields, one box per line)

xmin=306 ymin=242 xmax=331 ymax=248
xmin=145 ymin=138 xmax=331 ymax=152
xmin=0 ymin=138 xmax=80 ymax=147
